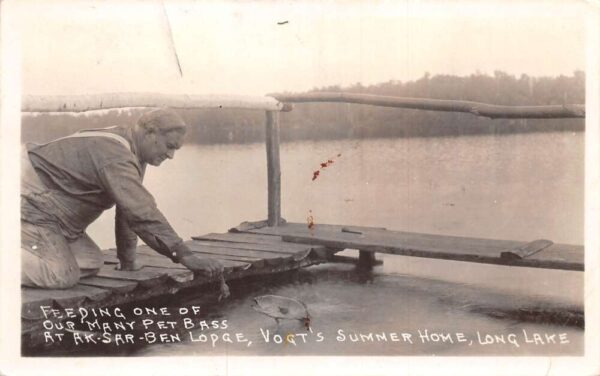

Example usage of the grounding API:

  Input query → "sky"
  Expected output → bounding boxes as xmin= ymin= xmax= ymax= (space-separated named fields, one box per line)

xmin=11 ymin=0 xmax=588 ymax=96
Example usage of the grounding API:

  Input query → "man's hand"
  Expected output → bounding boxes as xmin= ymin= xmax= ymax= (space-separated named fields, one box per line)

xmin=180 ymin=254 xmax=224 ymax=279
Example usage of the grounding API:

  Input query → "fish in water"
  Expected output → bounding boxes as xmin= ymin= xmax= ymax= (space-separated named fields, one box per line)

xmin=218 ymin=275 xmax=230 ymax=301
xmin=252 ymin=295 xmax=311 ymax=329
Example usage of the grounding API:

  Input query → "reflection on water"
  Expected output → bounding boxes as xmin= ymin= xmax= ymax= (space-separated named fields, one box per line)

xmin=135 ymin=262 xmax=582 ymax=356
xmin=86 ymin=132 xmax=583 ymax=355
xmin=89 ymin=132 xmax=584 ymax=247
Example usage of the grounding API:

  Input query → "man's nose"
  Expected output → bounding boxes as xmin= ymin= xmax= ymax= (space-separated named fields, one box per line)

xmin=166 ymin=149 xmax=175 ymax=159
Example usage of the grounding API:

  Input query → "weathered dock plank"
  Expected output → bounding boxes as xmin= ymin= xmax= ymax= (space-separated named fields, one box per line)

xmin=96 ymin=264 xmax=170 ymax=288
xmin=251 ymin=223 xmax=583 ymax=271
xmin=22 ymin=284 xmax=112 ymax=321
xmin=147 ymin=249 xmax=267 ymax=268
xmin=192 ymin=232 xmax=333 ymax=259
xmin=246 ymin=222 xmax=388 ymax=236
xmin=78 ymin=277 xmax=139 ymax=293
xmin=145 ymin=266 xmax=194 ymax=284
xmin=22 ymin=231 xmax=323 ymax=346
xmin=187 ymin=242 xmax=311 ymax=262
xmin=247 ymin=222 xmax=520 ymax=251
xmin=189 ymin=238 xmax=317 ymax=255
xmin=500 ymin=239 xmax=554 ymax=260
xmin=186 ymin=243 xmax=294 ymax=263
xmin=22 ymin=284 xmax=111 ymax=307
xmin=105 ymin=248 xmax=253 ymax=271
xmin=194 ymin=232 xmax=287 ymax=244
xmin=528 ymin=244 xmax=583 ymax=265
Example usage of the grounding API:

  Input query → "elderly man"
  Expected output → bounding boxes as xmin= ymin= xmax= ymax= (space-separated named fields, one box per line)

xmin=21 ymin=108 xmax=224 ymax=289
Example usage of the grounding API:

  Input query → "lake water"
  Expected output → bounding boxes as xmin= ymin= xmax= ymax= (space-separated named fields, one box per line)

xmin=87 ymin=131 xmax=584 ymax=356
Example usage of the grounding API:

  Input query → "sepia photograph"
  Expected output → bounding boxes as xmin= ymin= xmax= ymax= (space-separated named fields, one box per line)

xmin=1 ymin=0 xmax=599 ymax=375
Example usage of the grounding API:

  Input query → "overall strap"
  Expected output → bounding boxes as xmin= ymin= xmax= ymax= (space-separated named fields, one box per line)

xmin=41 ymin=126 xmax=132 ymax=152
xmin=63 ymin=131 xmax=132 ymax=152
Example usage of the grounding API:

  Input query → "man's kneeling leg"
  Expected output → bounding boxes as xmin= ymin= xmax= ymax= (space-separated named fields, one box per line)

xmin=21 ymin=221 xmax=80 ymax=289
xmin=68 ymin=233 xmax=103 ymax=278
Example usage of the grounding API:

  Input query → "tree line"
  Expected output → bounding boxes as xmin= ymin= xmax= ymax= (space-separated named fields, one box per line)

xmin=21 ymin=71 xmax=585 ymax=144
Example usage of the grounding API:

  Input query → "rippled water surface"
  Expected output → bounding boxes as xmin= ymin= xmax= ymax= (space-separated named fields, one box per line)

xmin=87 ymin=132 xmax=584 ymax=355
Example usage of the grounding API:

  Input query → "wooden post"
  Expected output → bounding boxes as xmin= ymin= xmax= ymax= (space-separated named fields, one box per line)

xmin=265 ymin=111 xmax=281 ymax=226
xmin=357 ymin=250 xmax=376 ymax=270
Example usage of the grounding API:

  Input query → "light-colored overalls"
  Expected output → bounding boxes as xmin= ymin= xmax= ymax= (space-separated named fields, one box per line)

xmin=21 ymin=130 xmax=131 ymax=289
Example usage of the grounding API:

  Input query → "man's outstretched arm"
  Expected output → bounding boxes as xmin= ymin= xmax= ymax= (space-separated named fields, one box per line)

xmin=115 ymin=205 xmax=143 ymax=270
xmin=99 ymin=160 xmax=224 ymax=278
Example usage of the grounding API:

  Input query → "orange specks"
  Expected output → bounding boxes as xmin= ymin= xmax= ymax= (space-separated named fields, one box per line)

xmin=307 ymin=210 xmax=315 ymax=230
xmin=311 ymin=153 xmax=342 ymax=181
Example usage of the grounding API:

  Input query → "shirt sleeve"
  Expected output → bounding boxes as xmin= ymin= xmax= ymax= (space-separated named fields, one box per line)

xmin=115 ymin=205 xmax=138 ymax=263
xmin=115 ymin=162 xmax=144 ymax=263
xmin=98 ymin=160 xmax=187 ymax=262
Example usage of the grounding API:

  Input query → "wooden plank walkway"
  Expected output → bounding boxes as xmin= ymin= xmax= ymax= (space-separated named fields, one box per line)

xmin=22 ymin=221 xmax=583 ymax=347
xmin=21 ymin=230 xmax=330 ymax=346
xmin=241 ymin=223 xmax=584 ymax=271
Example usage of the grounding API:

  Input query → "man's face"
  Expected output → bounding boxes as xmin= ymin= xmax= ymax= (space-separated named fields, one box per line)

xmin=139 ymin=128 xmax=186 ymax=166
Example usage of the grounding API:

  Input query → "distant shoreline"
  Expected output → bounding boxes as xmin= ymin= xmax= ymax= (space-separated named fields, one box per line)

xmin=21 ymin=124 xmax=584 ymax=146
xmin=21 ymin=72 xmax=585 ymax=145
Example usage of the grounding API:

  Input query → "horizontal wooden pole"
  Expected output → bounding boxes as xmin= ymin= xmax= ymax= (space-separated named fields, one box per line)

xmin=22 ymin=93 xmax=288 ymax=113
xmin=275 ymin=92 xmax=585 ymax=119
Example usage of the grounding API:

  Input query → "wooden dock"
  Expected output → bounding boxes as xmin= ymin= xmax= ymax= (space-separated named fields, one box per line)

xmin=238 ymin=223 xmax=584 ymax=271
xmin=21 ymin=221 xmax=583 ymax=348
xmin=21 ymin=227 xmax=333 ymax=347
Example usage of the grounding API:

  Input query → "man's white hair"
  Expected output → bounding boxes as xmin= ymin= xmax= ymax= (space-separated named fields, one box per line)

xmin=137 ymin=108 xmax=187 ymax=133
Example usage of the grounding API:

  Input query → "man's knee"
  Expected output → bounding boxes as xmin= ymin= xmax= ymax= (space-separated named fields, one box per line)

xmin=21 ymin=222 xmax=80 ymax=289
xmin=22 ymin=247 xmax=80 ymax=289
